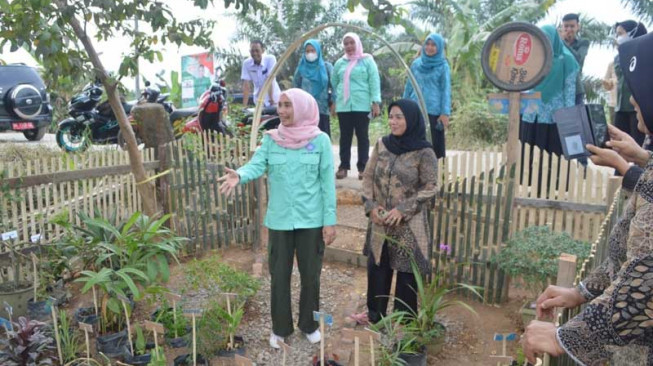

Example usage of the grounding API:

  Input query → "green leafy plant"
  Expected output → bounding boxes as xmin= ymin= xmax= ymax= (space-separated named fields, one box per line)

xmin=0 ymin=316 xmax=56 ymax=366
xmin=369 ymin=311 xmax=416 ymax=366
xmin=196 ymin=299 xmax=244 ymax=357
xmin=183 ymin=256 xmax=260 ymax=302
xmin=75 ymin=266 xmax=148 ymax=332
xmin=152 ymin=301 xmax=188 ymax=339
xmin=59 ymin=310 xmax=83 ymax=363
xmin=491 ymin=226 xmax=590 ymax=298
xmin=404 ymin=261 xmax=480 ymax=347
xmin=149 ymin=347 xmax=166 ymax=366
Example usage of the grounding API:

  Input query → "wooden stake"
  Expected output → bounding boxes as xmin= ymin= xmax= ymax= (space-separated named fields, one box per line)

xmin=354 ymin=336 xmax=359 ymax=366
xmin=79 ymin=322 xmax=93 ymax=362
xmin=30 ymin=253 xmax=38 ymax=302
xmin=120 ymin=300 xmax=134 ymax=356
xmin=279 ymin=340 xmax=291 ymax=366
xmin=223 ymin=293 xmax=236 ymax=350
xmin=370 ymin=335 xmax=375 ymax=366
xmin=193 ymin=313 xmax=197 ymax=366
xmin=164 ymin=293 xmax=182 ymax=338
xmin=144 ymin=321 xmax=164 ymax=352
xmin=92 ymin=286 xmax=98 ymax=316
xmin=320 ymin=316 xmax=325 ymax=366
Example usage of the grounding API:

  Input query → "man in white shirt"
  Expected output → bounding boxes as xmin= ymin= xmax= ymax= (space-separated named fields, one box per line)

xmin=241 ymin=40 xmax=281 ymax=108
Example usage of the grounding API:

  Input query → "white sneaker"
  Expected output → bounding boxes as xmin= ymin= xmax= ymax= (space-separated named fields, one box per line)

xmin=305 ymin=329 xmax=321 ymax=344
xmin=269 ymin=333 xmax=284 ymax=349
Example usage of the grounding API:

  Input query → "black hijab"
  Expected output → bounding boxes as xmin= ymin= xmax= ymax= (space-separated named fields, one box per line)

xmin=619 ymin=32 xmax=653 ymax=133
xmin=382 ymin=99 xmax=432 ymax=155
xmin=616 ymin=20 xmax=648 ymax=39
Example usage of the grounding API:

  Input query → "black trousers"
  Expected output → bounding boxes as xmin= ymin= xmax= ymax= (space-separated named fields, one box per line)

xmin=366 ymin=243 xmax=418 ymax=323
xmin=268 ymin=228 xmax=324 ymax=337
xmin=337 ymin=111 xmax=370 ymax=172
xmin=318 ymin=114 xmax=331 ymax=137
xmin=427 ymin=114 xmax=446 ymax=159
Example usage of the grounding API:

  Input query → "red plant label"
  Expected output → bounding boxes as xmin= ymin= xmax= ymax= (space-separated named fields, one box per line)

xmin=513 ymin=33 xmax=532 ymax=66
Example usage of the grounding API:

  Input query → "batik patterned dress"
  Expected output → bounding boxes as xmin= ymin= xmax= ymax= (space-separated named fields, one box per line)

xmin=361 ymin=138 xmax=438 ymax=275
xmin=557 ymin=157 xmax=653 ymax=365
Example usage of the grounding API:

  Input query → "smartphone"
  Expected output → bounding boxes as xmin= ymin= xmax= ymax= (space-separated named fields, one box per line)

xmin=587 ymin=104 xmax=608 ymax=148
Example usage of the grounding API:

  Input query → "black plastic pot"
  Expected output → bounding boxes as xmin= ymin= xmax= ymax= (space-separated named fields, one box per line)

xmin=399 ymin=346 xmax=427 ymax=366
xmin=311 ymin=354 xmax=343 ymax=366
xmin=173 ymin=353 xmax=209 ymax=366
xmin=96 ymin=329 xmax=129 ymax=359
xmin=216 ymin=335 xmax=246 ymax=357
xmin=47 ymin=279 xmax=70 ymax=305
xmin=166 ymin=335 xmax=189 ymax=348
xmin=27 ymin=298 xmax=53 ymax=321
xmin=74 ymin=307 xmax=99 ymax=325
xmin=125 ymin=353 xmax=152 ymax=365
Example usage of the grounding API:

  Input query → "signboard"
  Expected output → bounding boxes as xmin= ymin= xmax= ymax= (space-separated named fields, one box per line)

xmin=181 ymin=52 xmax=214 ymax=107
xmin=488 ymin=92 xmax=541 ymax=115
xmin=481 ymin=22 xmax=553 ymax=92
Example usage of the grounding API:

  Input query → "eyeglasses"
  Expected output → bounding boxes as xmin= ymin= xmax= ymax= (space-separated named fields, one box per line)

xmin=388 ymin=113 xmax=405 ymax=119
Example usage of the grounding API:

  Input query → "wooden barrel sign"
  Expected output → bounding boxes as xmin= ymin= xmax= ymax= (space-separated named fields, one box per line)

xmin=481 ymin=22 xmax=553 ymax=92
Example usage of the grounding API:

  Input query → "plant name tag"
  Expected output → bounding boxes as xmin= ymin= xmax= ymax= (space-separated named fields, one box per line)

xmin=1 ymin=230 xmax=18 ymax=241
xmin=144 ymin=320 xmax=165 ymax=335
xmin=79 ymin=322 xmax=94 ymax=333
xmin=313 ymin=311 xmax=333 ymax=326
xmin=30 ymin=234 xmax=42 ymax=243
xmin=183 ymin=308 xmax=203 ymax=317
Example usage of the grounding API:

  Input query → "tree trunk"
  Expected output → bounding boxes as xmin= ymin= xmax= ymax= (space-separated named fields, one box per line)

xmin=63 ymin=3 xmax=159 ymax=217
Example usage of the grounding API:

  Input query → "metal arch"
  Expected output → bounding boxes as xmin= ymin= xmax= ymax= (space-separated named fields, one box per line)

xmin=248 ymin=22 xmax=431 ymax=151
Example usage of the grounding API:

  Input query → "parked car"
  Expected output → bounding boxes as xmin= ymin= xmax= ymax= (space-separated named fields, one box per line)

xmin=0 ymin=64 xmax=52 ymax=141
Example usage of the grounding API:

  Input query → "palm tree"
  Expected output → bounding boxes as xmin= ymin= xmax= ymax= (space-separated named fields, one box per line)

xmin=621 ymin=0 xmax=653 ymax=22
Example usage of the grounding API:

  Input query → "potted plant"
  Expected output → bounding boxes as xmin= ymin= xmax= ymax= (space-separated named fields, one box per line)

xmin=151 ymin=300 xmax=189 ymax=348
xmin=370 ymin=311 xmax=421 ymax=366
xmin=492 ymin=226 xmax=590 ymax=327
xmin=196 ymin=299 xmax=246 ymax=360
xmin=0 ymin=240 xmax=37 ymax=319
xmin=124 ymin=324 xmax=152 ymax=366
xmin=58 ymin=310 xmax=84 ymax=364
xmin=0 ymin=316 xmax=57 ymax=365
xmin=405 ymin=261 xmax=481 ymax=357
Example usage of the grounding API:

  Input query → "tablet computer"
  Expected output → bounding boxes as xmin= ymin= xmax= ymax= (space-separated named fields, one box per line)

xmin=553 ymin=104 xmax=608 ymax=160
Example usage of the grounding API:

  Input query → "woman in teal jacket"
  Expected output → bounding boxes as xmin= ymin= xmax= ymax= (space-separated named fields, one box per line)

xmin=218 ymin=88 xmax=337 ymax=349
xmin=403 ymin=33 xmax=451 ymax=159
xmin=293 ymin=39 xmax=337 ymax=137
xmin=332 ymin=32 xmax=382 ymax=180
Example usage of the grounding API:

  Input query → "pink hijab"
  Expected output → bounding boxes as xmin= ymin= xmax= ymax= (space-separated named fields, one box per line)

xmin=266 ymin=88 xmax=322 ymax=149
xmin=342 ymin=32 xmax=372 ymax=101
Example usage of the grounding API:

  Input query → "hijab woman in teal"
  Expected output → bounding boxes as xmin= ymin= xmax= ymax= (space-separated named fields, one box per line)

xmin=403 ymin=33 xmax=451 ymax=159
xmin=521 ymin=25 xmax=579 ymax=155
xmin=293 ymin=39 xmax=337 ymax=136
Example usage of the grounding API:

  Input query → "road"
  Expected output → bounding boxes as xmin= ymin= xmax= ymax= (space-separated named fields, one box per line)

xmin=0 ymin=132 xmax=58 ymax=147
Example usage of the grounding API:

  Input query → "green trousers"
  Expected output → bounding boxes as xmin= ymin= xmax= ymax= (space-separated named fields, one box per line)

xmin=268 ymin=227 xmax=324 ymax=337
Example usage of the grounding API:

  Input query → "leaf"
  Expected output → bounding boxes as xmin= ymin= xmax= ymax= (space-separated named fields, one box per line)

xmin=121 ymin=212 xmax=141 ymax=235
xmin=114 ymin=270 xmax=140 ymax=300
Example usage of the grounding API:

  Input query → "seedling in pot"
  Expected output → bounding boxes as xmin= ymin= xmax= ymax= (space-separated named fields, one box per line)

xmin=221 ymin=292 xmax=238 ymax=350
xmin=117 ymin=294 xmax=134 ymax=356
xmin=164 ymin=292 xmax=182 ymax=338
xmin=342 ymin=328 xmax=381 ymax=366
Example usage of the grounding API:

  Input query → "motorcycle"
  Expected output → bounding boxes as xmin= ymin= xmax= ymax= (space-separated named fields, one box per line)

xmin=56 ymin=81 xmax=137 ymax=152
xmin=182 ymin=79 xmax=231 ymax=136
xmin=241 ymin=106 xmax=280 ymax=131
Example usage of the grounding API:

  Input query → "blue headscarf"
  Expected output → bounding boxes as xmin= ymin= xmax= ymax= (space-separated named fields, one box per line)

xmin=416 ymin=33 xmax=447 ymax=72
xmin=535 ymin=25 xmax=579 ymax=105
xmin=297 ymin=39 xmax=328 ymax=98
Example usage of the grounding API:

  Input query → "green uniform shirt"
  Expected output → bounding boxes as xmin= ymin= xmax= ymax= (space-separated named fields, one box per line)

xmin=332 ymin=57 xmax=382 ymax=113
xmin=237 ymin=133 xmax=337 ymax=231
xmin=566 ymin=38 xmax=590 ymax=95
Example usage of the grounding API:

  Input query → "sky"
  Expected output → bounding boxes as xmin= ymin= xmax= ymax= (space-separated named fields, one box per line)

xmin=0 ymin=0 xmax=648 ymax=92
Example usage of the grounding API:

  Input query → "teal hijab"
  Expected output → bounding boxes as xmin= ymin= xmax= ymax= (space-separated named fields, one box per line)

xmin=297 ymin=39 xmax=328 ymax=98
xmin=535 ymin=25 xmax=579 ymax=104
xmin=416 ymin=33 xmax=447 ymax=72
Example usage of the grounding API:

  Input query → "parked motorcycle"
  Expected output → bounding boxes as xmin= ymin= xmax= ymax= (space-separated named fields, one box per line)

xmin=182 ymin=80 xmax=231 ymax=136
xmin=241 ymin=106 xmax=280 ymax=131
xmin=56 ymin=81 xmax=137 ymax=152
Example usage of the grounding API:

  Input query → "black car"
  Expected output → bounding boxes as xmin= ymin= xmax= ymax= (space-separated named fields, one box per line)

xmin=0 ymin=64 xmax=52 ymax=141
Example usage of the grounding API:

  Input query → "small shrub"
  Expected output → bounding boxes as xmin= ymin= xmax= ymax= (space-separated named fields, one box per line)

xmin=492 ymin=226 xmax=590 ymax=298
xmin=0 ymin=317 xmax=56 ymax=366
xmin=183 ymin=256 xmax=260 ymax=302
